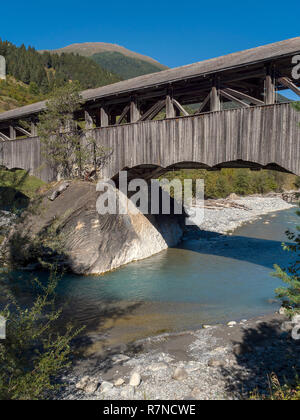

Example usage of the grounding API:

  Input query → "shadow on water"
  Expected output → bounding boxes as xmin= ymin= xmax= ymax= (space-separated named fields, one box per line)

xmin=178 ymin=207 xmax=299 ymax=269
xmin=220 ymin=319 xmax=300 ymax=398
xmin=1 ymin=272 xmax=144 ymax=369
xmin=62 ymin=297 xmax=144 ymax=372
xmin=178 ymin=229 xmax=295 ymax=270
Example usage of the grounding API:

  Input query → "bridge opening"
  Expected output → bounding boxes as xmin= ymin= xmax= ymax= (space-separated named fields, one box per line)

xmin=111 ymin=161 xmax=299 ymax=202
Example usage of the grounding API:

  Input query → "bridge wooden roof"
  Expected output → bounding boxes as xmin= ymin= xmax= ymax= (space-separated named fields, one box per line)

xmin=0 ymin=36 xmax=299 ymax=122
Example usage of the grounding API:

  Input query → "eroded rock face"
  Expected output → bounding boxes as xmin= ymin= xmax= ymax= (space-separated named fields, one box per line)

xmin=3 ymin=181 xmax=184 ymax=275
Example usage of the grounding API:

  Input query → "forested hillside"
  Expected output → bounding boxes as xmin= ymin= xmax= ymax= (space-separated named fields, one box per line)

xmin=0 ymin=39 xmax=121 ymax=97
xmin=0 ymin=76 xmax=42 ymax=112
xmin=42 ymin=42 xmax=168 ymax=80
xmin=91 ymin=51 xmax=166 ymax=79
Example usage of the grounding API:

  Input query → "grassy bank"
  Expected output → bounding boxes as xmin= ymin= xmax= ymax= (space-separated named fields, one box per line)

xmin=0 ymin=168 xmax=45 ymax=211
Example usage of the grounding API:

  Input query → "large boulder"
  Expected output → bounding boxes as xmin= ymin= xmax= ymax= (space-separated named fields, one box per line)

xmin=2 ymin=181 xmax=184 ymax=274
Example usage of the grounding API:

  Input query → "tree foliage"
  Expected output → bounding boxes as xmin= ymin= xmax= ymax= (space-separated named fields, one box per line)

xmin=0 ymin=268 xmax=83 ymax=400
xmin=37 ymin=83 xmax=111 ymax=179
xmin=91 ymin=51 xmax=164 ymax=80
xmin=162 ymin=168 xmax=298 ymax=199
xmin=273 ymin=210 xmax=300 ymax=316
xmin=0 ymin=39 xmax=120 ymax=95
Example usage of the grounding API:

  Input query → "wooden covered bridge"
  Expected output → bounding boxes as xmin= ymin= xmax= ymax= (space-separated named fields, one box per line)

xmin=0 ymin=37 xmax=299 ymax=181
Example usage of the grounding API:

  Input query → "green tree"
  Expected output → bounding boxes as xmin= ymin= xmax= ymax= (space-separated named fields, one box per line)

xmin=0 ymin=268 xmax=83 ymax=400
xmin=37 ymin=82 xmax=83 ymax=178
xmin=37 ymin=83 xmax=110 ymax=179
xmin=233 ymin=169 xmax=253 ymax=195
xmin=272 ymin=213 xmax=300 ymax=316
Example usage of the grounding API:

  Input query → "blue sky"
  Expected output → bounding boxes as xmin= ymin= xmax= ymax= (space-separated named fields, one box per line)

xmin=1 ymin=0 xmax=299 ymax=69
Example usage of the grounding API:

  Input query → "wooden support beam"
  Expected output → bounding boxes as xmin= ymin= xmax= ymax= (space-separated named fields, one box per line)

xmin=16 ymin=126 xmax=32 ymax=137
xmin=166 ymin=95 xmax=175 ymax=118
xmin=100 ymin=107 xmax=109 ymax=127
xmin=85 ymin=110 xmax=94 ymax=130
xmin=31 ymin=122 xmax=37 ymax=137
xmin=210 ymin=85 xmax=221 ymax=112
xmin=139 ymin=99 xmax=165 ymax=121
xmin=0 ymin=131 xmax=11 ymax=141
xmin=130 ymin=98 xmax=141 ymax=122
xmin=172 ymin=98 xmax=189 ymax=116
xmin=195 ymin=93 xmax=211 ymax=114
xmin=278 ymin=77 xmax=300 ymax=97
xmin=223 ymin=88 xmax=264 ymax=105
xmin=116 ymin=104 xmax=130 ymax=125
xmin=265 ymin=68 xmax=275 ymax=104
xmin=219 ymin=90 xmax=250 ymax=108
xmin=9 ymin=126 xmax=16 ymax=140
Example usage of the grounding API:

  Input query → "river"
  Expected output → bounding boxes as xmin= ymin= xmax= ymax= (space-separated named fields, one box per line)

xmin=43 ymin=206 xmax=297 ymax=355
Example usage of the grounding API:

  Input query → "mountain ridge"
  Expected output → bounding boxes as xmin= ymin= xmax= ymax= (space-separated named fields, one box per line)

xmin=39 ymin=42 xmax=168 ymax=70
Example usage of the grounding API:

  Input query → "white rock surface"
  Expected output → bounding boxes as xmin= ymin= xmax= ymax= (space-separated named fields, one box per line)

xmin=114 ymin=378 xmax=125 ymax=387
xmin=100 ymin=381 xmax=114 ymax=393
xmin=129 ymin=372 xmax=141 ymax=387
xmin=172 ymin=367 xmax=188 ymax=381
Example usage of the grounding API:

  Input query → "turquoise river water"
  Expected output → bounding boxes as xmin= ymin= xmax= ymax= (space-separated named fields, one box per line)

xmin=45 ymin=207 xmax=298 ymax=353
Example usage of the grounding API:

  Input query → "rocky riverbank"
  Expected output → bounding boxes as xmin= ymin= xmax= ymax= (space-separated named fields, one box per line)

xmin=186 ymin=193 xmax=297 ymax=235
xmin=57 ymin=311 xmax=300 ymax=400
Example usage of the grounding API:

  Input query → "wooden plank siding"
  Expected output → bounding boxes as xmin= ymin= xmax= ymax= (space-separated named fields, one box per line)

xmin=0 ymin=103 xmax=299 ymax=181
xmin=88 ymin=103 xmax=300 ymax=179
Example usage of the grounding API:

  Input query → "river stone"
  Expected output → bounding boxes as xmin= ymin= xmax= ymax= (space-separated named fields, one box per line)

xmin=227 ymin=321 xmax=237 ymax=327
xmin=100 ymin=381 xmax=114 ymax=393
xmin=129 ymin=372 xmax=141 ymax=387
xmin=172 ymin=367 xmax=188 ymax=381
xmin=85 ymin=381 xmax=99 ymax=394
xmin=148 ymin=362 xmax=169 ymax=372
xmin=114 ymin=378 xmax=125 ymax=387
xmin=214 ymin=346 xmax=228 ymax=354
xmin=112 ymin=354 xmax=130 ymax=364
xmin=75 ymin=376 xmax=99 ymax=393
xmin=75 ymin=376 xmax=90 ymax=390
xmin=48 ymin=182 xmax=70 ymax=201
xmin=57 ymin=181 xmax=70 ymax=193
xmin=228 ymin=193 xmax=239 ymax=200
xmin=208 ymin=359 xmax=223 ymax=368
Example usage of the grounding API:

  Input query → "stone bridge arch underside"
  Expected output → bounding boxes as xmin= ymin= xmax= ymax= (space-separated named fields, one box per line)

xmin=0 ymin=103 xmax=299 ymax=182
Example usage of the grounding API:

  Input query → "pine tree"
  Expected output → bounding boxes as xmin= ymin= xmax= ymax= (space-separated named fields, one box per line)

xmin=37 ymin=82 xmax=110 ymax=179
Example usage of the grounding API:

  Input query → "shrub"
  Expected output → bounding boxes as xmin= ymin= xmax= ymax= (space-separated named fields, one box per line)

xmin=0 ymin=268 xmax=83 ymax=400
xmin=273 ymin=207 xmax=300 ymax=316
